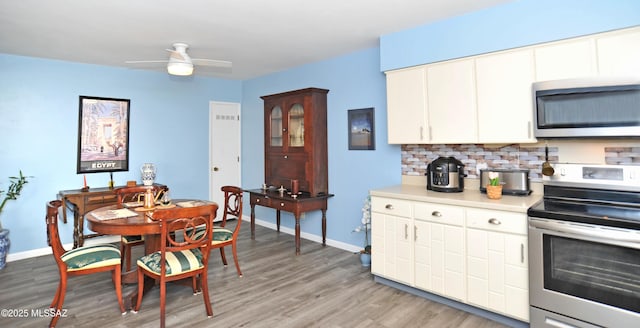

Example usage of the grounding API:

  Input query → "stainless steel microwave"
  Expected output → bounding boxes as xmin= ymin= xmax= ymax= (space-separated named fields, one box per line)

xmin=532 ymin=77 xmax=640 ymax=138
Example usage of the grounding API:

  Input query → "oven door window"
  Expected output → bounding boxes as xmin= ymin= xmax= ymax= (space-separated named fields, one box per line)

xmin=543 ymin=235 xmax=640 ymax=313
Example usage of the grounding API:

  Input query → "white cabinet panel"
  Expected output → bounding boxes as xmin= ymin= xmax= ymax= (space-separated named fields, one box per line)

xmin=597 ymin=28 xmax=640 ymax=77
xmin=426 ymin=59 xmax=477 ymax=143
xmin=386 ymin=67 xmax=427 ymax=143
xmin=535 ymin=39 xmax=597 ymax=81
xmin=476 ymin=49 xmax=536 ymax=143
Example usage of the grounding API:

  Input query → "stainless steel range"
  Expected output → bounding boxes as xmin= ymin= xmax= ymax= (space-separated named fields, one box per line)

xmin=527 ymin=163 xmax=640 ymax=328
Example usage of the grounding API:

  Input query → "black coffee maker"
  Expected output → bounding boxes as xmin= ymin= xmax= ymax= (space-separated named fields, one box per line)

xmin=426 ymin=156 xmax=466 ymax=192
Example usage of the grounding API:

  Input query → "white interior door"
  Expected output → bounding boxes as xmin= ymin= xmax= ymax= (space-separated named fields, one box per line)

xmin=209 ymin=101 xmax=241 ymax=213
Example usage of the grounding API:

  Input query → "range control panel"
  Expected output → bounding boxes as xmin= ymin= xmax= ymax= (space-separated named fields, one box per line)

xmin=544 ymin=163 xmax=640 ymax=191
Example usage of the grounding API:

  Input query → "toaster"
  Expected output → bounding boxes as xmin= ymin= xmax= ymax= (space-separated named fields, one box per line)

xmin=479 ymin=168 xmax=531 ymax=196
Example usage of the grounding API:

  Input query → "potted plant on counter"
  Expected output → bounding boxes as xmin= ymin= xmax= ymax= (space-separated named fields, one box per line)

xmin=353 ymin=196 xmax=372 ymax=267
xmin=0 ymin=170 xmax=31 ymax=270
xmin=486 ymin=171 xmax=502 ymax=199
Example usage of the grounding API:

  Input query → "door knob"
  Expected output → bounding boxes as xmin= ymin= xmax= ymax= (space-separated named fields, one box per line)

xmin=213 ymin=167 xmax=219 ymax=172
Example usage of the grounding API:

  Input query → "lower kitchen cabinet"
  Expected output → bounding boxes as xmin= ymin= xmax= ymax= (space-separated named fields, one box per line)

xmin=371 ymin=197 xmax=413 ymax=285
xmin=371 ymin=195 xmax=530 ymax=323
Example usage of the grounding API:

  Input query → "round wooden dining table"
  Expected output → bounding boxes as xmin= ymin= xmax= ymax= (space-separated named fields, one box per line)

xmin=86 ymin=199 xmax=215 ymax=310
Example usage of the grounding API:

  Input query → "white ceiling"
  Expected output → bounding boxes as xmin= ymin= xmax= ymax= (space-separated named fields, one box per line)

xmin=0 ymin=0 xmax=512 ymax=80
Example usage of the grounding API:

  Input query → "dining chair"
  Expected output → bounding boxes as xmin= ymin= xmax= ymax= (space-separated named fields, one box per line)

xmin=134 ymin=203 xmax=218 ymax=328
xmin=212 ymin=185 xmax=244 ymax=277
xmin=46 ymin=200 xmax=125 ymax=327
xmin=114 ymin=185 xmax=167 ymax=271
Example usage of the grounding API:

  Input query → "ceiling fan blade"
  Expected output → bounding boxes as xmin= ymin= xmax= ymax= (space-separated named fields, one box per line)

xmin=125 ymin=60 xmax=169 ymax=64
xmin=192 ymin=58 xmax=232 ymax=68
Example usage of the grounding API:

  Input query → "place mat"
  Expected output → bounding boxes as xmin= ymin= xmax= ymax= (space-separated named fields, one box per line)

xmin=92 ymin=208 xmax=138 ymax=221
xmin=176 ymin=200 xmax=207 ymax=208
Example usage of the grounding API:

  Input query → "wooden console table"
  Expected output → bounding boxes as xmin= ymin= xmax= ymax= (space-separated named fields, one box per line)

xmin=245 ymin=188 xmax=334 ymax=255
xmin=57 ymin=183 xmax=166 ymax=248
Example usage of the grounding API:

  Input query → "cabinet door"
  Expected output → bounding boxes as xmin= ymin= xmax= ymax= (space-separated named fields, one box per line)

xmin=371 ymin=212 xmax=413 ymax=285
xmin=426 ymin=59 xmax=478 ymax=143
xmin=535 ymin=39 xmax=597 ymax=81
xmin=414 ymin=219 xmax=431 ymax=290
xmin=430 ymin=222 xmax=465 ymax=301
xmin=476 ymin=49 xmax=536 ymax=143
xmin=266 ymin=152 xmax=308 ymax=190
xmin=466 ymin=228 xmax=529 ymax=322
xmin=597 ymin=28 xmax=640 ymax=77
xmin=386 ymin=67 xmax=428 ymax=144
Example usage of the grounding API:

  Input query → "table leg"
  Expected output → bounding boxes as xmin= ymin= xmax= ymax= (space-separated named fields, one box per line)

xmin=321 ymin=208 xmax=327 ymax=246
xmin=277 ymin=210 xmax=281 ymax=232
xmin=78 ymin=214 xmax=85 ymax=248
xmin=250 ymin=203 xmax=256 ymax=240
xmin=73 ymin=211 xmax=80 ymax=248
xmin=295 ymin=213 xmax=301 ymax=255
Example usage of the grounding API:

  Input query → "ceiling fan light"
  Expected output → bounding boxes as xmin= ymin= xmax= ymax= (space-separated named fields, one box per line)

xmin=167 ymin=62 xmax=193 ymax=76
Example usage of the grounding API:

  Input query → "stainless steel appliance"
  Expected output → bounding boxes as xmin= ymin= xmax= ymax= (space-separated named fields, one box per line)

xmin=426 ymin=156 xmax=465 ymax=192
xmin=532 ymin=77 xmax=640 ymax=138
xmin=527 ymin=163 xmax=640 ymax=328
xmin=479 ymin=168 xmax=531 ymax=195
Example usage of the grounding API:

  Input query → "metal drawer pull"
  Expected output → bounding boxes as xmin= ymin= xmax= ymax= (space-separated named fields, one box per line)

xmin=521 ymin=243 xmax=524 ymax=263
xmin=385 ymin=204 xmax=394 ymax=210
xmin=431 ymin=211 xmax=442 ymax=217
xmin=256 ymin=199 xmax=260 ymax=203
xmin=414 ymin=225 xmax=417 ymax=241
xmin=488 ymin=218 xmax=501 ymax=225
xmin=405 ymin=224 xmax=408 ymax=239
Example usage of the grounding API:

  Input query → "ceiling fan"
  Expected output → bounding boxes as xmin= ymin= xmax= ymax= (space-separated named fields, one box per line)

xmin=125 ymin=43 xmax=232 ymax=76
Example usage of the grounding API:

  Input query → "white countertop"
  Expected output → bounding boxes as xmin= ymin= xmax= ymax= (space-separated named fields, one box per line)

xmin=370 ymin=185 xmax=541 ymax=213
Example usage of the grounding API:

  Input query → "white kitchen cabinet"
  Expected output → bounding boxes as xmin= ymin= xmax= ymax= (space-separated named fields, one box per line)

xmin=413 ymin=202 xmax=466 ymax=301
xmin=596 ymin=28 xmax=640 ymax=78
xmin=426 ymin=59 xmax=478 ymax=143
xmin=465 ymin=208 xmax=529 ymax=321
xmin=370 ymin=196 xmax=413 ymax=285
xmin=475 ymin=48 xmax=537 ymax=143
xmin=385 ymin=67 xmax=428 ymax=144
xmin=534 ymin=38 xmax=597 ymax=81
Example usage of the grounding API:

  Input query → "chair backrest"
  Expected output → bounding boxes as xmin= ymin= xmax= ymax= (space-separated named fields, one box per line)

xmin=46 ymin=200 xmax=66 ymax=266
xmin=114 ymin=185 xmax=167 ymax=204
xmin=151 ymin=204 xmax=218 ymax=275
xmin=220 ymin=186 xmax=243 ymax=233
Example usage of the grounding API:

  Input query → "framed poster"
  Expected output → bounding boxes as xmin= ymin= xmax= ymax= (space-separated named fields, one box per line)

xmin=77 ymin=95 xmax=130 ymax=173
xmin=348 ymin=108 xmax=375 ymax=150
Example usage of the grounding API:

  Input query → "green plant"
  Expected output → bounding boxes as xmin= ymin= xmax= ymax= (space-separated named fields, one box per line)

xmin=352 ymin=196 xmax=371 ymax=254
xmin=488 ymin=172 xmax=500 ymax=186
xmin=0 ymin=170 xmax=31 ymax=230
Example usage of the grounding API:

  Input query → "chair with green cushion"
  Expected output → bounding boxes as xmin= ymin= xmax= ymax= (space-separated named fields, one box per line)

xmin=212 ymin=185 xmax=244 ymax=277
xmin=114 ymin=185 xmax=167 ymax=271
xmin=46 ymin=200 xmax=125 ymax=327
xmin=133 ymin=203 xmax=218 ymax=328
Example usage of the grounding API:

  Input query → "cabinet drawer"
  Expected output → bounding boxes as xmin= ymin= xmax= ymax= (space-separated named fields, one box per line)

xmin=272 ymin=199 xmax=296 ymax=212
xmin=413 ymin=202 xmax=464 ymax=226
xmin=371 ymin=197 xmax=412 ymax=218
xmin=250 ymin=194 xmax=272 ymax=207
xmin=466 ymin=208 xmax=527 ymax=235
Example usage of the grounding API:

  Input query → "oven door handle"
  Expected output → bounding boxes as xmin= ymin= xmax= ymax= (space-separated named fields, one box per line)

xmin=529 ymin=218 xmax=640 ymax=244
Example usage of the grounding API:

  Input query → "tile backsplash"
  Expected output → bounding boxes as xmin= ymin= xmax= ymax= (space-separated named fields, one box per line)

xmin=402 ymin=144 xmax=639 ymax=181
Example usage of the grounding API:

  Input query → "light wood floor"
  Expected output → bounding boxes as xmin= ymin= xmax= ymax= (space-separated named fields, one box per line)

xmin=0 ymin=223 xmax=508 ymax=328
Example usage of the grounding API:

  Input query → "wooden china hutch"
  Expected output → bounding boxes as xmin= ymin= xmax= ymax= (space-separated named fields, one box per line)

xmin=262 ymin=87 xmax=329 ymax=196
xmin=246 ymin=87 xmax=333 ymax=255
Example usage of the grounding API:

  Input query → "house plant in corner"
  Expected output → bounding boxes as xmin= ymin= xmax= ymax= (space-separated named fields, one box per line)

xmin=0 ymin=170 xmax=30 ymax=270
xmin=352 ymin=196 xmax=372 ymax=267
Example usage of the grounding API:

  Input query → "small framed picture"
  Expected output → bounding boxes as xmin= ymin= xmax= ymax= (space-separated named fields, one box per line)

xmin=348 ymin=108 xmax=375 ymax=150
xmin=77 ymin=96 xmax=130 ymax=174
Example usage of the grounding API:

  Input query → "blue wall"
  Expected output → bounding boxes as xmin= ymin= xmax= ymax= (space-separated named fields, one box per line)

xmin=2 ymin=0 xmax=639 ymax=257
xmin=380 ymin=0 xmax=640 ymax=71
xmin=0 ymin=55 xmax=241 ymax=253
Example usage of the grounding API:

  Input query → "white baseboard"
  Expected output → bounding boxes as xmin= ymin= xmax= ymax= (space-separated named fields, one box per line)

xmin=245 ymin=215 xmax=362 ymax=253
xmin=7 ymin=214 xmax=362 ymax=262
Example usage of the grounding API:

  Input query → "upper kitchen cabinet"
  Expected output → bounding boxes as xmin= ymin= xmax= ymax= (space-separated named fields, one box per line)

xmin=386 ymin=67 xmax=428 ymax=144
xmin=596 ymin=28 xmax=640 ymax=77
xmin=261 ymin=88 xmax=329 ymax=196
xmin=476 ymin=49 xmax=537 ymax=143
xmin=534 ymin=38 xmax=597 ymax=81
xmin=426 ymin=59 xmax=478 ymax=143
